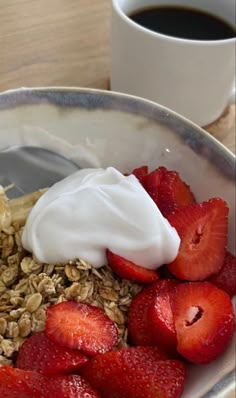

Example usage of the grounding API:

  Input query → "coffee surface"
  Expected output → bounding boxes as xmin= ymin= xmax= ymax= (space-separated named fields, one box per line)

xmin=129 ymin=6 xmax=236 ymax=40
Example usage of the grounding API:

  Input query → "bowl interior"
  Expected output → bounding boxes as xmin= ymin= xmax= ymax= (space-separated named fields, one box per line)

xmin=0 ymin=88 xmax=235 ymax=397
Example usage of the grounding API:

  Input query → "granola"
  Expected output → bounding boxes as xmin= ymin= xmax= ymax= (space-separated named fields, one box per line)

xmin=0 ymin=187 xmax=142 ymax=366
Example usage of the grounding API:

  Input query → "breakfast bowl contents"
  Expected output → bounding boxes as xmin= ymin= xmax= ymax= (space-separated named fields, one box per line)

xmin=0 ymin=88 xmax=235 ymax=397
xmin=0 ymin=163 xmax=235 ymax=398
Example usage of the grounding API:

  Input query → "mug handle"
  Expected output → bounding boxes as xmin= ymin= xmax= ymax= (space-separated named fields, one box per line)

xmin=228 ymin=84 xmax=236 ymax=105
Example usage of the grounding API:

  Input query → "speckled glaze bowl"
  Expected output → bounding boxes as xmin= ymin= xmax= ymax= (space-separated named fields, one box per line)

xmin=0 ymin=87 xmax=235 ymax=398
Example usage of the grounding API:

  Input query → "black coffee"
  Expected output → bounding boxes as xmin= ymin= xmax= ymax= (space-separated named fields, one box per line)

xmin=129 ymin=6 xmax=236 ymax=40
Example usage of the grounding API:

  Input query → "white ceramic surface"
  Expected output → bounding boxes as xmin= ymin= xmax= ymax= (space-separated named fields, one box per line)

xmin=0 ymin=87 xmax=235 ymax=398
xmin=111 ymin=0 xmax=236 ymax=126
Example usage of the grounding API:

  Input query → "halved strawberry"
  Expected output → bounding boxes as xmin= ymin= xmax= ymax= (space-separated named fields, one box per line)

xmin=0 ymin=366 xmax=99 ymax=398
xmin=106 ymin=250 xmax=159 ymax=283
xmin=128 ymin=284 xmax=156 ymax=346
xmin=80 ymin=346 xmax=186 ymax=398
xmin=207 ymin=251 xmax=236 ymax=297
xmin=143 ymin=166 xmax=195 ymax=217
xmin=158 ymin=170 xmax=196 ymax=217
xmin=128 ymin=279 xmax=178 ymax=355
xmin=16 ymin=331 xmax=88 ymax=375
xmin=131 ymin=165 xmax=148 ymax=184
xmin=46 ymin=301 xmax=118 ymax=355
xmin=167 ymin=198 xmax=228 ymax=280
xmin=147 ymin=279 xmax=179 ymax=355
xmin=143 ymin=166 xmax=167 ymax=206
xmin=0 ymin=366 xmax=46 ymax=398
xmin=171 ymin=282 xmax=235 ymax=364
xmin=47 ymin=374 xmax=100 ymax=398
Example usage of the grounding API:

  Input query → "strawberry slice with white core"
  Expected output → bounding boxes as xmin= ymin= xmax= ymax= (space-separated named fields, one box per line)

xmin=167 ymin=198 xmax=228 ymax=280
xmin=171 ymin=282 xmax=235 ymax=364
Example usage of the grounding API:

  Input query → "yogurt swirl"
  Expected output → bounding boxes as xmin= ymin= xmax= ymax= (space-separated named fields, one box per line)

xmin=22 ymin=167 xmax=180 ymax=269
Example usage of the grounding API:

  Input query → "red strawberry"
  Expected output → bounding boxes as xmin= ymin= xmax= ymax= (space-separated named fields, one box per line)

xmin=167 ymin=198 xmax=228 ymax=280
xmin=47 ymin=374 xmax=99 ymax=398
xmin=16 ymin=331 xmax=88 ymax=375
xmin=128 ymin=283 xmax=158 ymax=346
xmin=158 ymin=170 xmax=196 ymax=217
xmin=80 ymin=346 xmax=186 ymax=398
xmin=147 ymin=279 xmax=179 ymax=355
xmin=128 ymin=279 xmax=178 ymax=355
xmin=106 ymin=249 xmax=159 ymax=283
xmin=143 ymin=166 xmax=167 ymax=205
xmin=131 ymin=165 xmax=148 ymax=184
xmin=0 ymin=366 xmax=46 ymax=398
xmin=143 ymin=166 xmax=195 ymax=217
xmin=207 ymin=251 xmax=236 ymax=297
xmin=171 ymin=282 xmax=235 ymax=364
xmin=46 ymin=301 xmax=118 ymax=355
xmin=0 ymin=366 xmax=99 ymax=398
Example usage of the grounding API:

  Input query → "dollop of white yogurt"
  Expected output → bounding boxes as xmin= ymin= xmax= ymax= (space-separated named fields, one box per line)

xmin=22 ymin=167 xmax=180 ymax=269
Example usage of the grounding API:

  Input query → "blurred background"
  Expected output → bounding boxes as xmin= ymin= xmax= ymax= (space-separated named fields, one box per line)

xmin=0 ymin=0 xmax=110 ymax=91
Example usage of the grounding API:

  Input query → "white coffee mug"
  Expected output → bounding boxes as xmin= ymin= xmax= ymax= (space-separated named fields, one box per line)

xmin=111 ymin=0 xmax=236 ymax=126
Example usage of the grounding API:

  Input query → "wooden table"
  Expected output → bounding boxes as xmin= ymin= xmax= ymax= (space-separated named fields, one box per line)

xmin=0 ymin=0 xmax=235 ymax=153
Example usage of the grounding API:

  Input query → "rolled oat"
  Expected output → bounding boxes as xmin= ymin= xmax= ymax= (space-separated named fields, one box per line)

xmin=25 ymin=293 xmax=43 ymax=313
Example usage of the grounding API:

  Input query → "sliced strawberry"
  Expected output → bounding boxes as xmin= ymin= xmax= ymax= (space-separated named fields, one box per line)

xmin=128 ymin=279 xmax=179 ymax=355
xmin=171 ymin=282 xmax=235 ymax=364
xmin=47 ymin=374 xmax=99 ymax=398
xmin=80 ymin=346 xmax=186 ymax=398
xmin=0 ymin=366 xmax=46 ymax=398
xmin=167 ymin=198 xmax=228 ymax=280
xmin=0 ymin=367 xmax=99 ymax=398
xmin=148 ymin=279 xmax=179 ymax=355
xmin=143 ymin=166 xmax=195 ymax=217
xmin=46 ymin=301 xmax=118 ymax=355
xmin=128 ymin=283 xmax=159 ymax=346
xmin=131 ymin=165 xmax=148 ymax=184
xmin=208 ymin=251 xmax=236 ymax=297
xmin=16 ymin=331 xmax=88 ymax=375
xmin=143 ymin=166 xmax=167 ymax=206
xmin=106 ymin=249 xmax=159 ymax=283
xmin=158 ymin=170 xmax=196 ymax=217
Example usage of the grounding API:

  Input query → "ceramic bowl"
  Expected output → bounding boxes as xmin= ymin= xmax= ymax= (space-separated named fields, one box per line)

xmin=0 ymin=87 xmax=235 ymax=398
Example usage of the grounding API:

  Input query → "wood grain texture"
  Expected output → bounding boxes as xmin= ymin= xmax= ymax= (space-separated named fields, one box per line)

xmin=0 ymin=0 xmax=111 ymax=90
xmin=0 ymin=0 xmax=235 ymax=152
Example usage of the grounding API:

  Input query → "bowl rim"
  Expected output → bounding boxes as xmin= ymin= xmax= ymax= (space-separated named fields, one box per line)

xmin=0 ymin=86 xmax=235 ymax=161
